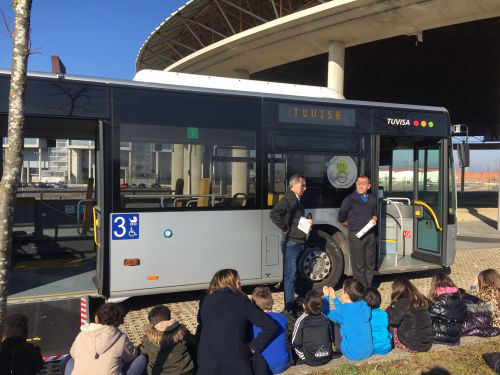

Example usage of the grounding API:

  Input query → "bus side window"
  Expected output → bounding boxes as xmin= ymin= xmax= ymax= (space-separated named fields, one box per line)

xmin=119 ymin=123 xmax=257 ymax=210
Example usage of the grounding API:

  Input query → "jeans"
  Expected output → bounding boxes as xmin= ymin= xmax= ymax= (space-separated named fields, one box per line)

xmin=281 ymin=240 xmax=304 ymax=311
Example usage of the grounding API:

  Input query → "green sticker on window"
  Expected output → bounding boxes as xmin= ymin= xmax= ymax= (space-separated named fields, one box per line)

xmin=187 ymin=127 xmax=199 ymax=139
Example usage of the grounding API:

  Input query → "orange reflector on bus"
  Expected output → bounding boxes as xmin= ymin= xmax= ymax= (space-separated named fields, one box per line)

xmin=123 ymin=258 xmax=140 ymax=266
xmin=147 ymin=276 xmax=159 ymax=280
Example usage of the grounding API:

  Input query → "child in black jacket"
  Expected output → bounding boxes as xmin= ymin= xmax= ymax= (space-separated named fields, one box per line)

xmin=428 ymin=273 xmax=467 ymax=345
xmin=292 ymin=289 xmax=334 ymax=366
xmin=386 ymin=277 xmax=433 ymax=352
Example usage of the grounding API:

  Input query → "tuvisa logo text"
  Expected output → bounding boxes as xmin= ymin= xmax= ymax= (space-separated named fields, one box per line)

xmin=386 ymin=118 xmax=434 ymax=128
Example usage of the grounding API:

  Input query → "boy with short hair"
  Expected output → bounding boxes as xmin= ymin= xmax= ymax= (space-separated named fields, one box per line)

xmin=251 ymin=286 xmax=291 ymax=374
xmin=322 ymin=278 xmax=373 ymax=360
xmin=292 ymin=289 xmax=334 ymax=366
xmin=363 ymin=287 xmax=392 ymax=355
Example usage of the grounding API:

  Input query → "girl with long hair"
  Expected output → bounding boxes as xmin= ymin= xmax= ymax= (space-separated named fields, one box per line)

xmin=473 ymin=269 xmax=500 ymax=328
xmin=196 ymin=269 xmax=277 ymax=375
xmin=428 ymin=273 xmax=466 ymax=345
xmin=386 ymin=277 xmax=433 ymax=352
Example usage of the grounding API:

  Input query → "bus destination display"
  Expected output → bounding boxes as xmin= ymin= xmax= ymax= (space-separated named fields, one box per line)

xmin=278 ymin=103 xmax=355 ymax=126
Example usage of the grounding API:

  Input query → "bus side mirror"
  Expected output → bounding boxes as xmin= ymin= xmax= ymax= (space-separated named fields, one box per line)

xmin=457 ymin=143 xmax=470 ymax=168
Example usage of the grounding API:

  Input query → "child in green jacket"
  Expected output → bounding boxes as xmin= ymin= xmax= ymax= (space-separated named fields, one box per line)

xmin=139 ymin=305 xmax=196 ymax=375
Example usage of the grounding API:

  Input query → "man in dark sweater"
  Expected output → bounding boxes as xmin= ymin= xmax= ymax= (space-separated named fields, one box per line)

xmin=270 ymin=175 xmax=313 ymax=313
xmin=338 ymin=176 xmax=377 ymax=287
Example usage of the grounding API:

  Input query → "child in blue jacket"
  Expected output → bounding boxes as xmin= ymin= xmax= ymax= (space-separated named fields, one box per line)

xmin=322 ymin=279 xmax=373 ymax=360
xmin=251 ymin=286 xmax=291 ymax=374
xmin=363 ymin=287 xmax=392 ymax=355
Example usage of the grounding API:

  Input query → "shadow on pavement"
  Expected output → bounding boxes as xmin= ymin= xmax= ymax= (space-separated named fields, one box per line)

xmin=467 ymin=208 xmax=498 ymax=229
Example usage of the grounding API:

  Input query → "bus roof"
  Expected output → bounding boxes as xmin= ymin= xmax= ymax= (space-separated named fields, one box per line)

xmin=0 ymin=69 xmax=448 ymax=114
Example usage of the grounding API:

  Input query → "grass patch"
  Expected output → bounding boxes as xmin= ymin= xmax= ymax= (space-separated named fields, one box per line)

xmin=311 ymin=337 xmax=500 ymax=375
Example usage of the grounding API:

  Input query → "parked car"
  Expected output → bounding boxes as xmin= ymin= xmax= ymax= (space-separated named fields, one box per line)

xmin=138 ymin=183 xmax=146 ymax=188
xmin=151 ymin=183 xmax=161 ymax=189
xmin=120 ymin=183 xmax=129 ymax=189
xmin=55 ymin=181 xmax=68 ymax=188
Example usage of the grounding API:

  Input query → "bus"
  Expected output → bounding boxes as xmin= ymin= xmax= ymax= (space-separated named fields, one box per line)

xmin=1 ymin=69 xmax=456 ymax=356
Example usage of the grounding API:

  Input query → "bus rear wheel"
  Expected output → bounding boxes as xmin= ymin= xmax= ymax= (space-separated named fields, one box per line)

xmin=296 ymin=230 xmax=344 ymax=295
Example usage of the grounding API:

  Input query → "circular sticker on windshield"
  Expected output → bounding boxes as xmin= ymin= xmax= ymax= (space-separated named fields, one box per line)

xmin=327 ymin=156 xmax=357 ymax=189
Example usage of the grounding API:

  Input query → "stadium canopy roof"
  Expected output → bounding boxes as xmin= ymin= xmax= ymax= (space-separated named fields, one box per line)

xmin=136 ymin=0 xmax=326 ymax=72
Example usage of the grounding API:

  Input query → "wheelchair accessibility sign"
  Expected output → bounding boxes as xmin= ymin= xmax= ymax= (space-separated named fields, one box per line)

xmin=112 ymin=214 xmax=140 ymax=240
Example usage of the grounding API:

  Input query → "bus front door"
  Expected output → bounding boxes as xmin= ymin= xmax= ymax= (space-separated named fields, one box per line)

xmin=412 ymin=142 xmax=447 ymax=265
xmin=377 ymin=138 xmax=448 ymax=270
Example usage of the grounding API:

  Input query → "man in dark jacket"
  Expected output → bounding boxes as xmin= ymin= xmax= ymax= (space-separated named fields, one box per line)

xmin=270 ymin=175 xmax=313 ymax=313
xmin=338 ymin=176 xmax=377 ymax=287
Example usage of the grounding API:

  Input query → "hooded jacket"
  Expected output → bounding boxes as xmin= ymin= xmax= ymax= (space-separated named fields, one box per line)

xmin=323 ymin=296 xmax=373 ymax=360
xmin=70 ymin=323 xmax=137 ymax=375
xmin=387 ymin=299 xmax=433 ymax=352
xmin=428 ymin=289 xmax=467 ymax=343
xmin=269 ymin=190 xmax=306 ymax=243
xmin=292 ymin=313 xmax=333 ymax=366
xmin=139 ymin=319 xmax=195 ymax=375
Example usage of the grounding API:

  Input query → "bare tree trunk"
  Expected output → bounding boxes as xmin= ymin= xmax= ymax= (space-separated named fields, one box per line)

xmin=0 ymin=0 xmax=32 ymax=338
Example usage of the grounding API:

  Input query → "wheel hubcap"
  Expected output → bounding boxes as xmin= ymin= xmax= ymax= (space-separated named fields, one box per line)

xmin=301 ymin=246 xmax=332 ymax=282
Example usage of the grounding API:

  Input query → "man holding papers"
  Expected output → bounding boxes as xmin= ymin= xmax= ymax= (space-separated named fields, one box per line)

xmin=270 ymin=175 xmax=313 ymax=314
xmin=338 ymin=176 xmax=377 ymax=287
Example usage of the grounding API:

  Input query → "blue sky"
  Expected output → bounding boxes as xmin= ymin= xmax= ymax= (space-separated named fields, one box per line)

xmin=0 ymin=0 xmax=498 ymax=170
xmin=0 ymin=0 xmax=186 ymax=79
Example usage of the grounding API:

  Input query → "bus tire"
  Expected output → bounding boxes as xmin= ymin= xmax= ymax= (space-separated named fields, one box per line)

xmin=296 ymin=230 xmax=344 ymax=296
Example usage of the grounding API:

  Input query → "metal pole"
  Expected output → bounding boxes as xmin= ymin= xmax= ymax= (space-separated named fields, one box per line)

xmin=461 ymin=165 xmax=465 ymax=193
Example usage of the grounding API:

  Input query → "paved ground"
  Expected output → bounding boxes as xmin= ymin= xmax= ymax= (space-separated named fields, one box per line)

xmin=118 ymin=207 xmax=500 ymax=374
xmin=456 ymin=207 xmax=500 ymax=250
xmin=121 ymin=247 xmax=500 ymax=342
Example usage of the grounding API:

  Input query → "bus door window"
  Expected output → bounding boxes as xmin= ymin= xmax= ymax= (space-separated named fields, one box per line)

xmin=378 ymin=148 xmax=414 ymax=199
xmin=416 ymin=145 xmax=441 ymax=253
xmin=266 ymin=133 xmax=360 ymax=209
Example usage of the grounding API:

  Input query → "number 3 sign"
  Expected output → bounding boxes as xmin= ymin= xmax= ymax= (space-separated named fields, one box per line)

xmin=112 ymin=214 xmax=140 ymax=240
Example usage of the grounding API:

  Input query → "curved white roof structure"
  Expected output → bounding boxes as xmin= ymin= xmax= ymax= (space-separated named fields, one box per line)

xmin=137 ymin=0 xmax=500 ymax=77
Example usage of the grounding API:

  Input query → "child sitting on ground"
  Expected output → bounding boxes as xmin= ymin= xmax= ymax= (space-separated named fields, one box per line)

xmin=470 ymin=269 xmax=500 ymax=329
xmin=322 ymin=279 xmax=373 ymax=360
xmin=0 ymin=313 xmax=44 ymax=375
xmin=428 ymin=273 xmax=467 ymax=346
xmin=251 ymin=286 xmax=291 ymax=374
xmin=292 ymin=289 xmax=334 ymax=366
xmin=139 ymin=305 xmax=196 ymax=375
xmin=67 ymin=302 xmax=147 ymax=375
xmin=363 ymin=287 xmax=392 ymax=355
xmin=386 ymin=277 xmax=433 ymax=352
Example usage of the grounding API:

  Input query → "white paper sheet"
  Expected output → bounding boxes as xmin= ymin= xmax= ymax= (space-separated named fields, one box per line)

xmin=356 ymin=220 xmax=375 ymax=238
xmin=298 ymin=216 xmax=312 ymax=235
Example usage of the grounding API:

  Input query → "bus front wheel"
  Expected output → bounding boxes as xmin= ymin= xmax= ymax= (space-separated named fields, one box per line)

xmin=296 ymin=230 xmax=344 ymax=295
